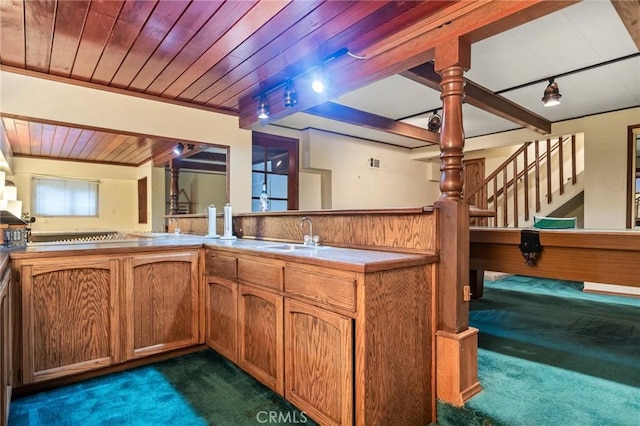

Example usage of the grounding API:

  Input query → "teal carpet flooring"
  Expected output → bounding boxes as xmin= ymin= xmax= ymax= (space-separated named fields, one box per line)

xmin=9 ymin=350 xmax=316 ymax=426
xmin=438 ymin=275 xmax=640 ymax=426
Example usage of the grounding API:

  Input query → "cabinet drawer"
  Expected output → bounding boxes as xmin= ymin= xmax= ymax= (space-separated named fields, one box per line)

xmin=285 ymin=266 xmax=357 ymax=312
xmin=238 ymin=258 xmax=283 ymax=291
xmin=206 ymin=253 xmax=237 ymax=280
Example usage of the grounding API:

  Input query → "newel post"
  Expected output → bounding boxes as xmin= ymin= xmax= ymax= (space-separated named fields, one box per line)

xmin=433 ymin=38 xmax=481 ymax=406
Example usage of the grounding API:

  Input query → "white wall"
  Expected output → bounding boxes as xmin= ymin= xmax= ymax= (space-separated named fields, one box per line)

xmin=302 ymin=129 xmax=438 ymax=209
xmin=553 ymin=107 xmax=640 ymax=229
xmin=0 ymin=70 xmax=252 ymax=212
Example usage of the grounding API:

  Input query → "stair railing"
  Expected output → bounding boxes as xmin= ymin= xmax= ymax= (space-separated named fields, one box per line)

xmin=465 ymin=134 xmax=578 ymax=227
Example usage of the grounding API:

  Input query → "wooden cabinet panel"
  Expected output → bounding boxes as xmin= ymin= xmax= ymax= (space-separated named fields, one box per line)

xmin=205 ymin=251 xmax=237 ymax=280
xmin=20 ymin=258 xmax=120 ymax=383
xmin=285 ymin=264 xmax=357 ymax=312
xmin=285 ymin=298 xmax=353 ymax=426
xmin=205 ymin=276 xmax=237 ymax=363
xmin=238 ymin=283 xmax=283 ymax=395
xmin=1 ymin=266 xmax=11 ymax=425
xmin=238 ymin=257 xmax=284 ymax=291
xmin=124 ymin=251 xmax=199 ymax=360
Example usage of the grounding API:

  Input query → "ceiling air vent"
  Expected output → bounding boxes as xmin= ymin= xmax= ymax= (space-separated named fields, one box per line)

xmin=368 ymin=157 xmax=381 ymax=169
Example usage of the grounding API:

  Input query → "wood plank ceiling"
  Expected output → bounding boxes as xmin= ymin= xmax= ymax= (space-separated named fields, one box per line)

xmin=0 ymin=0 xmax=577 ymax=166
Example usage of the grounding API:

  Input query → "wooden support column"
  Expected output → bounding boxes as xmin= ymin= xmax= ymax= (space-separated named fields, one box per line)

xmin=433 ymin=38 xmax=481 ymax=406
xmin=169 ymin=161 xmax=180 ymax=216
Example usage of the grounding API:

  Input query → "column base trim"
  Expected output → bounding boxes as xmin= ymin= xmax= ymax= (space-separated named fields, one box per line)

xmin=436 ymin=327 xmax=482 ymax=406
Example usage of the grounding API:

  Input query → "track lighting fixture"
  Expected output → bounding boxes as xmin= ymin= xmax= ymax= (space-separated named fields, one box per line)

xmin=254 ymin=47 xmax=354 ymax=118
xmin=283 ymin=79 xmax=297 ymax=107
xmin=257 ymin=93 xmax=270 ymax=119
xmin=173 ymin=143 xmax=184 ymax=155
xmin=542 ymin=78 xmax=562 ymax=107
xmin=427 ymin=110 xmax=442 ymax=133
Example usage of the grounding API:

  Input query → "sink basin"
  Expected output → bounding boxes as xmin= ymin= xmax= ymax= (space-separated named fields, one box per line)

xmin=263 ymin=244 xmax=322 ymax=251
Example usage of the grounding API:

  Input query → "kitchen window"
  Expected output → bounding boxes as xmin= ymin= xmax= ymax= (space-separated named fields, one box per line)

xmin=32 ymin=176 xmax=99 ymax=217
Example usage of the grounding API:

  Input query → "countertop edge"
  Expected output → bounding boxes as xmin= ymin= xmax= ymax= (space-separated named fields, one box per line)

xmin=5 ymin=237 xmax=436 ymax=272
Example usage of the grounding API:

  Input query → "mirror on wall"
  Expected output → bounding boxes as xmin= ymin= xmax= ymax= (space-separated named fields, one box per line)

xmin=0 ymin=115 xmax=230 ymax=232
xmin=164 ymin=145 xmax=229 ymax=215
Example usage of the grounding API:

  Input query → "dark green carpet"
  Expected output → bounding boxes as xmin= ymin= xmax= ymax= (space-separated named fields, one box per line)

xmin=438 ymin=275 xmax=640 ymax=426
xmin=10 ymin=350 xmax=316 ymax=425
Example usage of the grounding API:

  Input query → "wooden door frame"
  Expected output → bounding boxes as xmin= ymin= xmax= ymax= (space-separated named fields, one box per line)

xmin=625 ymin=124 xmax=640 ymax=228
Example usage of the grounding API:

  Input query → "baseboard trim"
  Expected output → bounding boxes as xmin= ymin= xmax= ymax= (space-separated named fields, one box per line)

xmin=12 ymin=344 xmax=207 ymax=398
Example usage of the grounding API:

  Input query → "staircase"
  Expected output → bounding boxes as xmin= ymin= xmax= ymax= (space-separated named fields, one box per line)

xmin=466 ymin=134 xmax=584 ymax=227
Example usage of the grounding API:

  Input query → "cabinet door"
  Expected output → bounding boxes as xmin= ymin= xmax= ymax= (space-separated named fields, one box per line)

xmin=238 ymin=283 xmax=283 ymax=395
xmin=285 ymin=298 xmax=353 ymax=426
xmin=124 ymin=251 xmax=199 ymax=360
xmin=205 ymin=276 xmax=237 ymax=362
xmin=1 ymin=266 xmax=11 ymax=425
xmin=20 ymin=257 xmax=120 ymax=384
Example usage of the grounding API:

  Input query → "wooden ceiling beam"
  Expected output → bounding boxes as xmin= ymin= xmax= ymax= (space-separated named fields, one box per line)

xmin=304 ymin=102 xmax=440 ymax=145
xmin=239 ymin=0 xmax=576 ymax=130
xmin=402 ymin=62 xmax=552 ymax=135
xmin=611 ymin=0 xmax=640 ymax=50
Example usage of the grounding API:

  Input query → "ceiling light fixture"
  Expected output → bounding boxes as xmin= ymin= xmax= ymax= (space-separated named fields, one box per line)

xmin=283 ymin=79 xmax=297 ymax=107
xmin=257 ymin=93 xmax=270 ymax=119
xmin=173 ymin=143 xmax=184 ymax=156
xmin=427 ymin=110 xmax=442 ymax=133
xmin=542 ymin=78 xmax=562 ymax=107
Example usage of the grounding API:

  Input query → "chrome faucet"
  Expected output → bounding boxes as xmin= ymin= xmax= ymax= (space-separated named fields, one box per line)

xmin=300 ymin=216 xmax=318 ymax=246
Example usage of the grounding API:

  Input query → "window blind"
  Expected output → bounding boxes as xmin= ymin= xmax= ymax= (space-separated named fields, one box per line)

xmin=32 ymin=176 xmax=99 ymax=217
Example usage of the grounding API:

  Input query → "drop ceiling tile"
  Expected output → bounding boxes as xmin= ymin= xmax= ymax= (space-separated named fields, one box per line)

xmin=563 ymin=0 xmax=638 ymax=59
xmin=334 ymin=75 xmax=440 ymax=120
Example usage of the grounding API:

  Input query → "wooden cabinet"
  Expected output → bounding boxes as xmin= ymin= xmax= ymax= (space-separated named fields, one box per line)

xmin=1 ymin=263 xmax=12 ymax=425
xmin=238 ymin=283 xmax=284 ymax=395
xmin=13 ymin=249 xmax=201 ymax=385
xmin=205 ymin=276 xmax=237 ymax=362
xmin=204 ymin=250 xmax=238 ymax=362
xmin=285 ymin=298 xmax=353 ymax=426
xmin=204 ymin=250 xmax=285 ymax=395
xmin=17 ymin=256 xmax=120 ymax=384
xmin=123 ymin=251 xmax=200 ymax=360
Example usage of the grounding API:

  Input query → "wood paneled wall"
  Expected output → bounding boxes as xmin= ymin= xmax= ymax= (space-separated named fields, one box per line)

xmin=166 ymin=208 xmax=437 ymax=254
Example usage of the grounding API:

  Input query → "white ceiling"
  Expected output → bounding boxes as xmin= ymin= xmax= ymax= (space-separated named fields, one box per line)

xmin=268 ymin=1 xmax=640 ymax=149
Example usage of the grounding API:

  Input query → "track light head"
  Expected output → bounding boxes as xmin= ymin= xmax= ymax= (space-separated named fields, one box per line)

xmin=283 ymin=79 xmax=297 ymax=107
xmin=173 ymin=143 xmax=184 ymax=155
xmin=427 ymin=110 xmax=442 ymax=133
xmin=257 ymin=93 xmax=270 ymax=119
xmin=542 ymin=78 xmax=562 ymax=107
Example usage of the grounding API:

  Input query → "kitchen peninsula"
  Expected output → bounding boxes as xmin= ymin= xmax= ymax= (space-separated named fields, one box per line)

xmin=2 ymin=208 xmax=442 ymax=425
